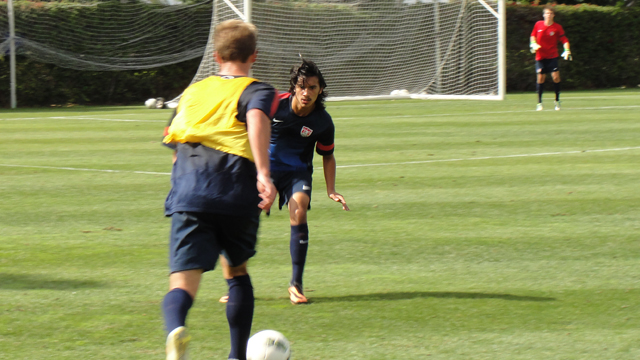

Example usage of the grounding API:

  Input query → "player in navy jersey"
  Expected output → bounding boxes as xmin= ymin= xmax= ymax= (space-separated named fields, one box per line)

xmin=271 ymin=59 xmax=349 ymax=304
xmin=161 ymin=20 xmax=278 ymax=360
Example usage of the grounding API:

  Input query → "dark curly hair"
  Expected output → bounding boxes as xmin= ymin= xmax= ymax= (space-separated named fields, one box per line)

xmin=289 ymin=59 xmax=328 ymax=109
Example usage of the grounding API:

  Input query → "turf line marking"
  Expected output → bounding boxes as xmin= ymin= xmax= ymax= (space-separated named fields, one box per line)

xmin=51 ymin=116 xmax=164 ymax=123
xmin=3 ymin=105 xmax=638 ymax=123
xmin=1 ymin=147 xmax=639 ymax=175
xmin=329 ymin=95 xmax=640 ymax=108
xmin=334 ymin=105 xmax=640 ymax=120
xmin=333 ymin=146 xmax=640 ymax=169
xmin=1 ymin=115 xmax=164 ymax=122
xmin=0 ymin=163 xmax=171 ymax=175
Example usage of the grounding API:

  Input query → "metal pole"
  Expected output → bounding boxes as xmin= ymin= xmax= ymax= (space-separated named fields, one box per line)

xmin=243 ymin=0 xmax=251 ymax=23
xmin=434 ymin=0 xmax=441 ymax=94
xmin=8 ymin=0 xmax=17 ymax=108
xmin=244 ymin=0 xmax=252 ymax=76
xmin=498 ymin=0 xmax=506 ymax=100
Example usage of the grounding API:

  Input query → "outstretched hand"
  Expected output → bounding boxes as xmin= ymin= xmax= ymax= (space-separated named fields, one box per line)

xmin=329 ymin=193 xmax=350 ymax=211
xmin=256 ymin=173 xmax=276 ymax=212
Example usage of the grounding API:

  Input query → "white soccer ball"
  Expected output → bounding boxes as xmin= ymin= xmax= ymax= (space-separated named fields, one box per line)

xmin=390 ymin=89 xmax=410 ymax=96
xmin=246 ymin=330 xmax=291 ymax=360
xmin=144 ymin=98 xmax=157 ymax=109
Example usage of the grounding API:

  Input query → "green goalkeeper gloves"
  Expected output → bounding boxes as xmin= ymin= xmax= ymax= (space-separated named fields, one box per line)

xmin=530 ymin=42 xmax=541 ymax=53
xmin=561 ymin=49 xmax=572 ymax=61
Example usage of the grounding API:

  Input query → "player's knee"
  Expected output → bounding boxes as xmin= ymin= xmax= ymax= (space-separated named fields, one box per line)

xmin=291 ymin=206 xmax=308 ymax=223
xmin=223 ymin=262 xmax=248 ymax=279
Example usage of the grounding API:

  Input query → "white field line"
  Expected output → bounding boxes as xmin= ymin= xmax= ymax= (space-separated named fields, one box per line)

xmin=334 ymin=105 xmax=640 ymax=120
xmin=0 ymin=115 xmax=165 ymax=122
xmin=2 ymin=105 xmax=638 ymax=122
xmin=0 ymin=163 xmax=171 ymax=175
xmin=332 ymin=146 xmax=640 ymax=169
xmin=329 ymin=95 xmax=640 ymax=108
xmin=1 ymin=146 xmax=638 ymax=175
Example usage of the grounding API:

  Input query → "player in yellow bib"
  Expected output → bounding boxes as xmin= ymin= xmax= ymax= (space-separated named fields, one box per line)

xmin=161 ymin=20 xmax=278 ymax=360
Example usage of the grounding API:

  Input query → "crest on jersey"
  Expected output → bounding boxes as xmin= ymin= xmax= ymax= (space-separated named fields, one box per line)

xmin=300 ymin=126 xmax=313 ymax=137
xmin=550 ymin=31 xmax=555 ymax=36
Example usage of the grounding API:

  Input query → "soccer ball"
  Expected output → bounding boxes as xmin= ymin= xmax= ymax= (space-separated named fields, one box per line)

xmin=246 ymin=330 xmax=291 ymax=360
xmin=144 ymin=98 xmax=157 ymax=109
xmin=144 ymin=97 xmax=165 ymax=109
xmin=390 ymin=89 xmax=410 ymax=96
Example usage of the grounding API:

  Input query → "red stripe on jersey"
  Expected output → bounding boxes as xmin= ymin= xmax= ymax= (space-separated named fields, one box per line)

xmin=278 ymin=92 xmax=291 ymax=100
xmin=163 ymin=126 xmax=170 ymax=137
xmin=268 ymin=90 xmax=283 ymax=118
xmin=317 ymin=142 xmax=334 ymax=152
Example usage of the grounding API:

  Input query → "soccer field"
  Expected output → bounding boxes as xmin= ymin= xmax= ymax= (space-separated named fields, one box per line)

xmin=1 ymin=90 xmax=639 ymax=359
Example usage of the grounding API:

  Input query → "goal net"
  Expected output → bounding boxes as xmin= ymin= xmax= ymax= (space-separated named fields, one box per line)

xmin=192 ymin=0 xmax=505 ymax=101
xmin=1 ymin=0 xmax=504 ymax=101
xmin=0 ymin=0 xmax=213 ymax=71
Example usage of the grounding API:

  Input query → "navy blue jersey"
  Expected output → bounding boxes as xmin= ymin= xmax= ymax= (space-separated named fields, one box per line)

xmin=164 ymin=77 xmax=278 ymax=217
xmin=269 ymin=93 xmax=335 ymax=172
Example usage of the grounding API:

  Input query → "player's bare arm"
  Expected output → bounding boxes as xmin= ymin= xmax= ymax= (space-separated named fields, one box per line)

xmin=322 ymin=154 xmax=349 ymax=211
xmin=247 ymin=108 xmax=276 ymax=211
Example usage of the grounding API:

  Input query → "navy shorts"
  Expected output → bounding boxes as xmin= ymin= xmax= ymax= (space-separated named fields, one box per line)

xmin=536 ymin=57 xmax=560 ymax=74
xmin=272 ymin=170 xmax=313 ymax=210
xmin=168 ymin=211 xmax=259 ymax=273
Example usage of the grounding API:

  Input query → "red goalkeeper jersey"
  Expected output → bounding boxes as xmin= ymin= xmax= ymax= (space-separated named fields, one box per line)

xmin=531 ymin=21 xmax=568 ymax=61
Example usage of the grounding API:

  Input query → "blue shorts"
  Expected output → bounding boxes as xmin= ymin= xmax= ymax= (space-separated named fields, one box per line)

xmin=272 ymin=170 xmax=313 ymax=210
xmin=536 ymin=57 xmax=560 ymax=75
xmin=168 ymin=211 xmax=259 ymax=273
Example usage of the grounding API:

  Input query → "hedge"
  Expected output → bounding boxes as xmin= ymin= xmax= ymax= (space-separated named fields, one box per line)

xmin=507 ymin=4 xmax=640 ymax=91
xmin=1 ymin=2 xmax=639 ymax=107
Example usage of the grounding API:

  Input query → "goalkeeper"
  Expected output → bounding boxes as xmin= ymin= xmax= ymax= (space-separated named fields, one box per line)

xmin=530 ymin=6 xmax=571 ymax=111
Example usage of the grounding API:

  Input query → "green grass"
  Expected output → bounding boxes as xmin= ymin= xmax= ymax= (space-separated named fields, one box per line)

xmin=1 ymin=89 xmax=639 ymax=359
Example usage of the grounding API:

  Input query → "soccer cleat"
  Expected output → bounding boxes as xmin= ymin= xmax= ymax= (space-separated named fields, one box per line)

xmin=288 ymin=285 xmax=308 ymax=304
xmin=536 ymin=103 xmax=543 ymax=111
xmin=166 ymin=326 xmax=190 ymax=360
xmin=219 ymin=293 xmax=229 ymax=303
xmin=554 ymin=101 xmax=561 ymax=111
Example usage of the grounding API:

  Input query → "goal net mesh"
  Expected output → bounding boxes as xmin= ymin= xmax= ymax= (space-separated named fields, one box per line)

xmin=198 ymin=0 xmax=501 ymax=99
xmin=0 ymin=0 xmax=213 ymax=71
xmin=1 ymin=0 xmax=501 ymax=99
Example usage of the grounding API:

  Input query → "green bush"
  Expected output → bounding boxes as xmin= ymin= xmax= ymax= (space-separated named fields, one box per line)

xmin=0 ymin=56 xmax=200 ymax=107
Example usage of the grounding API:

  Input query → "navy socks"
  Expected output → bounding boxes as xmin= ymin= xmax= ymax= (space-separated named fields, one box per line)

xmin=290 ymin=223 xmax=309 ymax=288
xmin=226 ymin=275 xmax=254 ymax=360
xmin=162 ymin=288 xmax=193 ymax=334
xmin=538 ymin=82 xmax=560 ymax=103
xmin=537 ymin=82 xmax=544 ymax=103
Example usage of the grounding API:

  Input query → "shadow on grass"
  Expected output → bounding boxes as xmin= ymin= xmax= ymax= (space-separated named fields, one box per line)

xmin=0 ymin=273 xmax=105 ymax=290
xmin=305 ymin=291 xmax=555 ymax=303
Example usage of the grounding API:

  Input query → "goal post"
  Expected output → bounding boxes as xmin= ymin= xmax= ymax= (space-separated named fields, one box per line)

xmin=192 ymin=0 xmax=506 ymax=102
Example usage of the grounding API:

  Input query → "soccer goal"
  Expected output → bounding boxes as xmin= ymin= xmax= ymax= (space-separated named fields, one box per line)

xmin=192 ymin=0 xmax=506 ymax=101
xmin=2 ymin=0 xmax=505 ymax=106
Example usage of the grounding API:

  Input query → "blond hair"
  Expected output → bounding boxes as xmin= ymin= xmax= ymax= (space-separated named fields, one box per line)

xmin=214 ymin=20 xmax=257 ymax=63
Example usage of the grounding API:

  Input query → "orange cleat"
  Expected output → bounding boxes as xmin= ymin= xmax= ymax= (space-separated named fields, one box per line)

xmin=288 ymin=285 xmax=308 ymax=304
